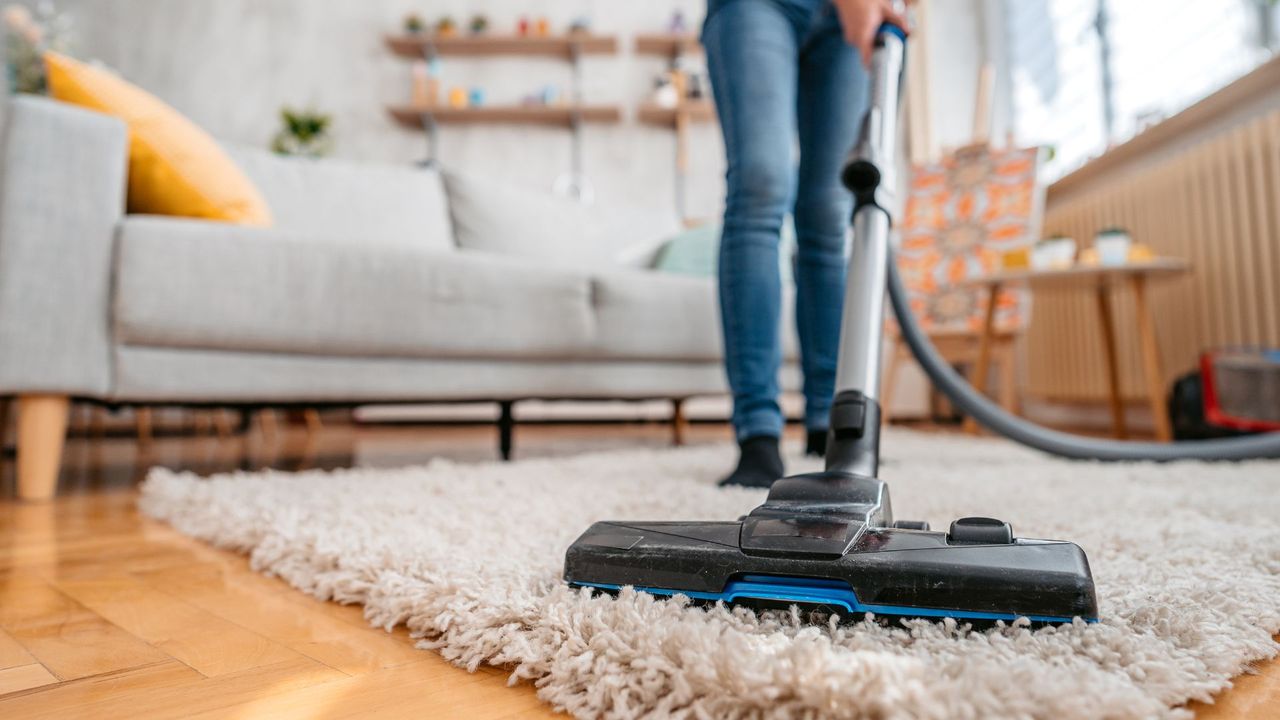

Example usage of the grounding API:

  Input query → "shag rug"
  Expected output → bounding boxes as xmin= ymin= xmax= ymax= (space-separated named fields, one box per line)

xmin=138 ymin=431 xmax=1280 ymax=719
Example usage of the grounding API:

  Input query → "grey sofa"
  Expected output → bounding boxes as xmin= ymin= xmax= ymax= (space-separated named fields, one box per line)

xmin=0 ymin=97 xmax=800 ymax=499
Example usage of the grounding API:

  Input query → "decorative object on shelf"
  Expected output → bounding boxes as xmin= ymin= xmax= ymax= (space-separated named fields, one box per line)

xmin=428 ymin=58 xmax=442 ymax=103
xmin=1000 ymin=247 xmax=1031 ymax=271
xmin=4 ymin=1 xmax=73 ymax=95
xmin=410 ymin=59 xmax=440 ymax=106
xmin=668 ymin=9 xmax=688 ymax=34
xmin=521 ymin=84 xmax=560 ymax=106
xmin=1094 ymin=227 xmax=1133 ymax=267
xmin=271 ymin=107 xmax=334 ymax=158
xmin=686 ymin=71 xmax=707 ymax=100
xmin=651 ymin=74 xmax=679 ymax=109
xmin=468 ymin=14 xmax=488 ymax=35
xmin=436 ymin=16 xmax=457 ymax=38
xmin=447 ymin=86 xmax=468 ymax=109
xmin=402 ymin=12 xmax=426 ymax=36
xmin=1031 ymin=235 xmax=1077 ymax=270
xmin=569 ymin=17 xmax=591 ymax=35
xmin=534 ymin=17 xmax=551 ymax=37
xmin=467 ymin=87 xmax=485 ymax=107
xmin=516 ymin=16 xmax=529 ymax=36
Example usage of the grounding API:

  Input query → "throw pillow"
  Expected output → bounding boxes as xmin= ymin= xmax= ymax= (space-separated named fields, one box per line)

xmin=44 ymin=51 xmax=272 ymax=226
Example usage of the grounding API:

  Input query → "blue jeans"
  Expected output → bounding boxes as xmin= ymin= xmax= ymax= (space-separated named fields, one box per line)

xmin=703 ymin=0 xmax=869 ymax=440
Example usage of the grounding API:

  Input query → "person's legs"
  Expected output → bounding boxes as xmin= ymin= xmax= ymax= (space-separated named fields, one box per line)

xmin=704 ymin=0 xmax=804 ymax=486
xmin=792 ymin=5 xmax=869 ymax=455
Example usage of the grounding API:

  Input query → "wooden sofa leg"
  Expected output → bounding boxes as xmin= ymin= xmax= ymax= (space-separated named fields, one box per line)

xmin=671 ymin=399 xmax=687 ymax=447
xmin=16 ymin=395 xmax=69 ymax=502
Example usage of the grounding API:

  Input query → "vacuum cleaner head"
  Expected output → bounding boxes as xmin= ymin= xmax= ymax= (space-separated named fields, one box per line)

xmin=564 ymin=472 xmax=1098 ymax=624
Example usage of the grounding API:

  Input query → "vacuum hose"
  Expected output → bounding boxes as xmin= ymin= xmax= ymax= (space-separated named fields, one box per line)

xmin=886 ymin=256 xmax=1280 ymax=461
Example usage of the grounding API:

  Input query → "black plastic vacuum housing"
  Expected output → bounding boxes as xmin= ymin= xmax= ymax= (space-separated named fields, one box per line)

xmin=564 ymin=391 xmax=1099 ymax=624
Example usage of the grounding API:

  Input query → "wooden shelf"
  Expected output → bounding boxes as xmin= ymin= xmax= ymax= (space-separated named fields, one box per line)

xmin=634 ymin=33 xmax=702 ymax=57
xmin=637 ymin=101 xmax=716 ymax=127
xmin=389 ymin=104 xmax=623 ymax=129
xmin=385 ymin=34 xmax=618 ymax=60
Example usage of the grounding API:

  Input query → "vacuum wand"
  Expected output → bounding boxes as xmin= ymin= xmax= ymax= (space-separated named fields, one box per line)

xmin=825 ymin=24 xmax=908 ymax=479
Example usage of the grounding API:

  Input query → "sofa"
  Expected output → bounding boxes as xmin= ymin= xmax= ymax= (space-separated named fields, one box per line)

xmin=0 ymin=96 xmax=802 ymax=499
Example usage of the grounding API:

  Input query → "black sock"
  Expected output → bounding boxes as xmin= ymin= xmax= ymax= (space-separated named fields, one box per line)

xmin=805 ymin=429 xmax=828 ymax=458
xmin=719 ymin=435 xmax=785 ymax=488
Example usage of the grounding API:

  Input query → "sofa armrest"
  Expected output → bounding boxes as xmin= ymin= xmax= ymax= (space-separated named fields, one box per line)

xmin=0 ymin=96 xmax=127 ymax=396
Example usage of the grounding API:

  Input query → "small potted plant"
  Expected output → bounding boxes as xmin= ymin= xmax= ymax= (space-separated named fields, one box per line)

xmin=4 ymin=2 xmax=73 ymax=95
xmin=436 ymin=16 xmax=457 ymax=38
xmin=1094 ymin=227 xmax=1133 ymax=267
xmin=468 ymin=14 xmax=488 ymax=35
xmin=1032 ymin=234 xmax=1077 ymax=270
xmin=402 ymin=12 xmax=426 ymax=36
xmin=271 ymin=107 xmax=334 ymax=159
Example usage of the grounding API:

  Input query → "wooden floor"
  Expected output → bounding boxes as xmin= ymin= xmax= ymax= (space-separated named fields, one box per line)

xmin=0 ymin=418 xmax=1276 ymax=718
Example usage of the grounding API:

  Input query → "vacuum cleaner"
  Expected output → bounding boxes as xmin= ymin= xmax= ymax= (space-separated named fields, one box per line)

xmin=564 ymin=19 xmax=1280 ymax=624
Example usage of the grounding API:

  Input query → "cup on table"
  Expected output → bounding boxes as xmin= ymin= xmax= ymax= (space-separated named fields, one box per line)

xmin=1095 ymin=230 xmax=1133 ymax=267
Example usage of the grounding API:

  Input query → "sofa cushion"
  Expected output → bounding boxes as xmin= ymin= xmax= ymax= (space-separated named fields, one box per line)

xmin=443 ymin=170 xmax=680 ymax=268
xmin=114 ymin=216 xmax=593 ymax=360
xmin=224 ymin=145 xmax=454 ymax=251
xmin=590 ymin=271 xmax=720 ymax=361
xmin=589 ymin=271 xmax=800 ymax=362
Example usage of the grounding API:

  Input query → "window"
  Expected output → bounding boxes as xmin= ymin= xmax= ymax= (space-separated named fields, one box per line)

xmin=1005 ymin=0 xmax=1274 ymax=179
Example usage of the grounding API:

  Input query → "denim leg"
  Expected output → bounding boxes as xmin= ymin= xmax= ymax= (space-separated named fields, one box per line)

xmin=703 ymin=0 xmax=801 ymax=441
xmin=793 ymin=7 xmax=869 ymax=432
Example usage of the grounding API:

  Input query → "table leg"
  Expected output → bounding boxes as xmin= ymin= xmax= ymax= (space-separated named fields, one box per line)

xmin=964 ymin=282 xmax=1001 ymax=435
xmin=1094 ymin=286 xmax=1128 ymax=439
xmin=1130 ymin=275 xmax=1173 ymax=442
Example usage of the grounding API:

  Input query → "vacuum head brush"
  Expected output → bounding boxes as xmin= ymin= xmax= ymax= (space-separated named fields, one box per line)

xmin=564 ymin=472 xmax=1098 ymax=624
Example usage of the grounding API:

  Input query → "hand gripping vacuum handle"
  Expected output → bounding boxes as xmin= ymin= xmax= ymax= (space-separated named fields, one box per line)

xmin=842 ymin=22 xmax=909 ymax=212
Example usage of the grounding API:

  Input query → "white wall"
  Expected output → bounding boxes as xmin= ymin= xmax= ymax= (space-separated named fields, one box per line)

xmin=20 ymin=0 xmax=993 ymax=222
xmin=34 ymin=0 xmax=716 ymax=221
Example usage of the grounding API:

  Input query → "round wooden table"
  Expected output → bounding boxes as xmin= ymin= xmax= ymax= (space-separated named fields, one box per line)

xmin=957 ymin=258 xmax=1192 ymax=441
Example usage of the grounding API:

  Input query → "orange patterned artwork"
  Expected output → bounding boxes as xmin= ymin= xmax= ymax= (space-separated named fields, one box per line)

xmin=898 ymin=145 xmax=1044 ymax=333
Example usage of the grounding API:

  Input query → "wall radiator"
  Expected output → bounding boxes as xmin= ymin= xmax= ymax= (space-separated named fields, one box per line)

xmin=1028 ymin=110 xmax=1280 ymax=404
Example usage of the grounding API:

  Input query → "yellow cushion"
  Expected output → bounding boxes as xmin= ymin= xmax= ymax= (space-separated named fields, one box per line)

xmin=43 ymin=52 xmax=272 ymax=226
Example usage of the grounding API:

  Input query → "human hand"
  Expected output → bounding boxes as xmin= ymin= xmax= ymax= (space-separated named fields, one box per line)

xmin=832 ymin=0 xmax=910 ymax=67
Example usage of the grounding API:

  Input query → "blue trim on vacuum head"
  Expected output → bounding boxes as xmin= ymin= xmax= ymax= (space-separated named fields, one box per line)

xmin=572 ymin=575 xmax=1098 ymax=625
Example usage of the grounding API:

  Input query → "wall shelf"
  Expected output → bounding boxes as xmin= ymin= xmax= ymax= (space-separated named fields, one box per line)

xmin=385 ymin=34 xmax=619 ymax=60
xmin=637 ymin=101 xmax=716 ymax=127
xmin=389 ymin=105 xmax=622 ymax=129
xmin=634 ymin=34 xmax=702 ymax=57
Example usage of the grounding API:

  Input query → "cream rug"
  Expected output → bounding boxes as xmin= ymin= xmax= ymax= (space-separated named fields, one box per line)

xmin=138 ymin=431 xmax=1280 ymax=719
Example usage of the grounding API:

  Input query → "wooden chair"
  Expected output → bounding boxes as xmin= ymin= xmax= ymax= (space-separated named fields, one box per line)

xmin=885 ymin=143 xmax=1045 ymax=431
